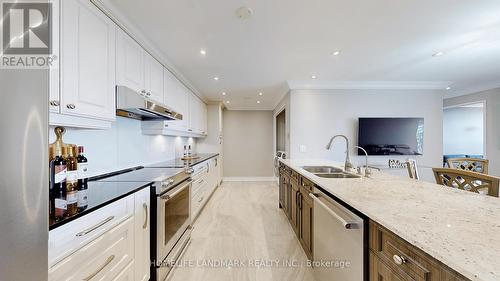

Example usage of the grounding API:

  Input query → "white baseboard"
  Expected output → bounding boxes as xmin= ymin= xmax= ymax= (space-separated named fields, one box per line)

xmin=223 ymin=177 xmax=276 ymax=182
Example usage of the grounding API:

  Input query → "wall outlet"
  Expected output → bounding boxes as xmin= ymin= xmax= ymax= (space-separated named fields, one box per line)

xmin=299 ymin=145 xmax=307 ymax=153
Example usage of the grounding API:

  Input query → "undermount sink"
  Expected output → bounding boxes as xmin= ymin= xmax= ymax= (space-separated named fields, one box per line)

xmin=314 ymin=173 xmax=361 ymax=179
xmin=302 ymin=166 xmax=343 ymax=173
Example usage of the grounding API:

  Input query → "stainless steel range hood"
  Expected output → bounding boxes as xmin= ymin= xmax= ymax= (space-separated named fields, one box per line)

xmin=116 ymin=86 xmax=182 ymax=121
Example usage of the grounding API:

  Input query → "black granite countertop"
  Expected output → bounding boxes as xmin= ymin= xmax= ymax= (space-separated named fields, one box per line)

xmin=145 ymin=153 xmax=219 ymax=168
xmin=49 ymin=180 xmax=151 ymax=230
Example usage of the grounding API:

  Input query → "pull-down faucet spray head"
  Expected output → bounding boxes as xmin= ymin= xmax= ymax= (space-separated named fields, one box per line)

xmin=325 ymin=135 xmax=354 ymax=171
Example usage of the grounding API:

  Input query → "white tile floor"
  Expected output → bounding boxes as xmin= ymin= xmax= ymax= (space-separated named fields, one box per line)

xmin=168 ymin=181 xmax=317 ymax=281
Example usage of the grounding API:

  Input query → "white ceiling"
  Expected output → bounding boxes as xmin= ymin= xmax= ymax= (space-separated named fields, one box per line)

xmin=103 ymin=0 xmax=500 ymax=109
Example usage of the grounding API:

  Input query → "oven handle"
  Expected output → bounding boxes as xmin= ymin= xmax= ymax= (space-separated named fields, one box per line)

xmin=160 ymin=180 xmax=192 ymax=200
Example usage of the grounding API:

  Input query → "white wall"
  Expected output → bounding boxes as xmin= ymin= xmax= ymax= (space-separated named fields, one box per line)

xmin=444 ymin=88 xmax=500 ymax=177
xmin=288 ymin=89 xmax=444 ymax=182
xmin=443 ymin=106 xmax=484 ymax=156
xmin=49 ymin=117 xmax=195 ymax=177
xmin=222 ymin=110 xmax=274 ymax=178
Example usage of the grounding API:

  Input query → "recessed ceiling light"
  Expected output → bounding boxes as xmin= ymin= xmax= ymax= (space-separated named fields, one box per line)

xmin=332 ymin=50 xmax=341 ymax=56
xmin=226 ymin=101 xmax=230 ymax=104
xmin=235 ymin=6 xmax=253 ymax=20
xmin=433 ymin=51 xmax=445 ymax=57
xmin=200 ymin=49 xmax=207 ymax=55
xmin=445 ymin=86 xmax=451 ymax=90
xmin=311 ymin=75 xmax=317 ymax=79
xmin=214 ymin=76 xmax=219 ymax=81
xmin=258 ymin=92 xmax=263 ymax=96
xmin=222 ymin=92 xmax=226 ymax=95
xmin=257 ymin=100 xmax=261 ymax=104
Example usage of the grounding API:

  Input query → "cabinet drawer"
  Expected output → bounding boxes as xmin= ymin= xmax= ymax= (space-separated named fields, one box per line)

xmin=49 ymin=217 xmax=135 ymax=281
xmin=49 ymin=195 xmax=134 ymax=267
xmin=369 ymin=221 xmax=440 ymax=281
xmin=192 ymin=174 xmax=208 ymax=196
xmin=300 ymin=177 xmax=314 ymax=192
xmin=191 ymin=185 xmax=208 ymax=220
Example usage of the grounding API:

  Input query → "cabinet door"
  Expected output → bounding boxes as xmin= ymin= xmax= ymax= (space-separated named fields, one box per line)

xmin=290 ymin=181 xmax=299 ymax=233
xmin=134 ymin=188 xmax=150 ymax=281
xmin=188 ymin=93 xmax=198 ymax=133
xmin=61 ymin=0 xmax=116 ymax=120
xmin=164 ymin=71 xmax=189 ymax=130
xmin=300 ymin=191 xmax=313 ymax=259
xmin=144 ymin=53 xmax=163 ymax=103
xmin=49 ymin=0 xmax=60 ymax=113
xmin=116 ymin=28 xmax=145 ymax=93
xmin=201 ymin=101 xmax=208 ymax=135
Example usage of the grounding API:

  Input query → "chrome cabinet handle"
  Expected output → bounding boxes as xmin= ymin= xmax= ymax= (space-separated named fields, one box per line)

xmin=142 ymin=203 xmax=148 ymax=229
xmin=76 ymin=216 xmax=114 ymax=237
xmin=198 ymin=196 xmax=204 ymax=203
xmin=49 ymin=100 xmax=59 ymax=106
xmin=83 ymin=255 xmax=115 ymax=281
xmin=393 ymin=255 xmax=407 ymax=265
xmin=198 ymin=179 xmax=204 ymax=185
xmin=309 ymin=193 xmax=359 ymax=229
xmin=188 ymin=129 xmax=193 ymax=132
xmin=66 ymin=104 xmax=76 ymax=109
xmin=186 ymin=168 xmax=194 ymax=174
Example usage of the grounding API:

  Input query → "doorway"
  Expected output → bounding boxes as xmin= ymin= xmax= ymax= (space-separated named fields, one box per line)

xmin=443 ymin=101 xmax=486 ymax=166
xmin=275 ymin=109 xmax=286 ymax=153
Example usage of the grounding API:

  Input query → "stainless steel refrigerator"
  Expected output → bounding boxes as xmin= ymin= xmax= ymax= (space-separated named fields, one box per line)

xmin=0 ymin=69 xmax=49 ymax=280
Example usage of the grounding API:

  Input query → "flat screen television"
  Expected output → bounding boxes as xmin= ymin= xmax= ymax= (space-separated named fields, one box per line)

xmin=358 ymin=118 xmax=424 ymax=155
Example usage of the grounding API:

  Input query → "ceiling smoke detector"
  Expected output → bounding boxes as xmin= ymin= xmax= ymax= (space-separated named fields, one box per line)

xmin=236 ymin=6 xmax=253 ymax=20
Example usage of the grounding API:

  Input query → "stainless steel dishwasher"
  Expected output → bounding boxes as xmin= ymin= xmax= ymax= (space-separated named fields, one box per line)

xmin=309 ymin=188 xmax=366 ymax=281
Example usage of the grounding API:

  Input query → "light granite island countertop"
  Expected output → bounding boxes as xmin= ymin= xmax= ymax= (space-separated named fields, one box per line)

xmin=280 ymin=158 xmax=500 ymax=281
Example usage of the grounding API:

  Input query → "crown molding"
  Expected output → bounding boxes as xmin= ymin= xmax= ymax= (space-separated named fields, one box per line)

xmin=443 ymin=81 xmax=500 ymax=99
xmin=286 ymin=80 xmax=452 ymax=91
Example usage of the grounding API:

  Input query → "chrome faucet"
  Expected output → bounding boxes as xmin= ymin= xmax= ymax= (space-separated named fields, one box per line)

xmin=354 ymin=146 xmax=371 ymax=177
xmin=326 ymin=135 xmax=354 ymax=171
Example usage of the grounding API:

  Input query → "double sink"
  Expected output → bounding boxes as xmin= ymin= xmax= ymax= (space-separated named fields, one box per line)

xmin=302 ymin=166 xmax=361 ymax=179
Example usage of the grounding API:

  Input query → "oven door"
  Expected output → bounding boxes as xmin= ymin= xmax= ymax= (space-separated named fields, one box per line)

xmin=157 ymin=179 xmax=192 ymax=261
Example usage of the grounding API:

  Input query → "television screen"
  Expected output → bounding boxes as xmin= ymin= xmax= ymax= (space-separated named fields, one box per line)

xmin=358 ymin=118 xmax=424 ymax=155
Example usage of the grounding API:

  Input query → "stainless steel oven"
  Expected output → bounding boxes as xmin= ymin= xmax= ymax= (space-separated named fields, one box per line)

xmin=156 ymin=179 xmax=191 ymax=261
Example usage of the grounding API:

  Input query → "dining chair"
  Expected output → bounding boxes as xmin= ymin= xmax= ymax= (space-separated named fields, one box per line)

xmin=405 ymin=159 xmax=419 ymax=180
xmin=446 ymin=158 xmax=489 ymax=174
xmin=432 ymin=168 xmax=499 ymax=197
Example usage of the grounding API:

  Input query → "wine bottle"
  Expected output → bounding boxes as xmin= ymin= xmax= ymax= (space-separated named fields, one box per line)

xmin=53 ymin=146 xmax=67 ymax=221
xmin=77 ymin=146 xmax=88 ymax=212
xmin=65 ymin=146 xmax=78 ymax=216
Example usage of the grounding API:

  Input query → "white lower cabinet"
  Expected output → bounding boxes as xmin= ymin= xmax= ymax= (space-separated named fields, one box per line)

xmin=49 ymin=188 xmax=150 ymax=281
xmin=134 ymin=188 xmax=150 ymax=281
xmin=49 ymin=217 xmax=135 ymax=281
xmin=190 ymin=157 xmax=221 ymax=221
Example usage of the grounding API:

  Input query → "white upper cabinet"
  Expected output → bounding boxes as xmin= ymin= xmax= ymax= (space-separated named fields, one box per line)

xmin=163 ymin=69 xmax=187 ymax=114
xmin=116 ymin=29 xmax=145 ymax=93
xmin=144 ymin=53 xmax=164 ymax=103
xmin=188 ymin=93 xmax=199 ymax=133
xmin=60 ymin=0 xmax=116 ymax=121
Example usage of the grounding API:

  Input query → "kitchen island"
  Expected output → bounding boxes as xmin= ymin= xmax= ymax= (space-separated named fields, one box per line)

xmin=279 ymin=159 xmax=500 ymax=281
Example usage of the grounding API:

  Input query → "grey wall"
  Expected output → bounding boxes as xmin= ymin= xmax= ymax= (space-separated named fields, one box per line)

xmin=223 ymin=110 xmax=274 ymax=178
xmin=288 ymin=89 xmax=444 ymax=182
xmin=444 ymin=88 xmax=500 ymax=177
xmin=443 ymin=106 xmax=484 ymax=156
